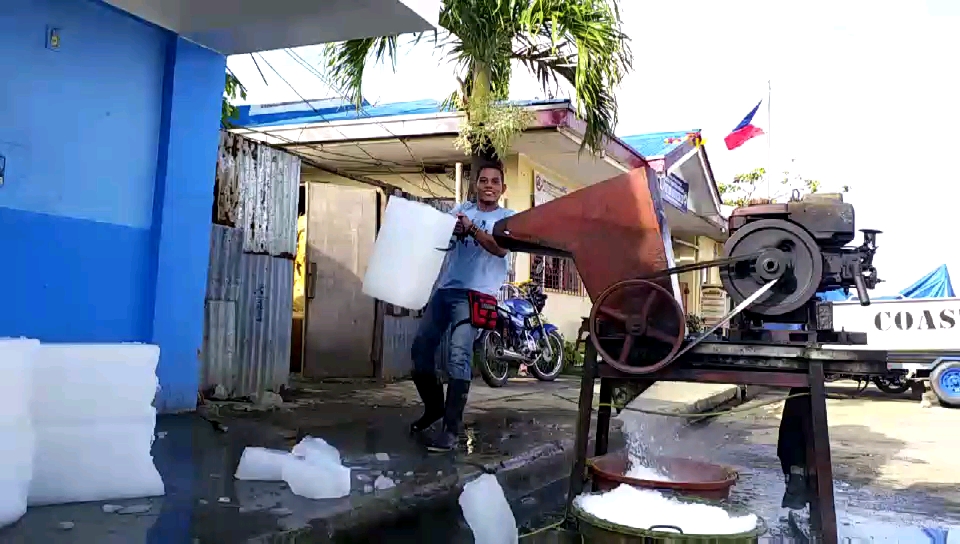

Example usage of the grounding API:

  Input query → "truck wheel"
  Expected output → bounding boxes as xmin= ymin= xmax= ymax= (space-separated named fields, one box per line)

xmin=930 ymin=361 xmax=960 ymax=407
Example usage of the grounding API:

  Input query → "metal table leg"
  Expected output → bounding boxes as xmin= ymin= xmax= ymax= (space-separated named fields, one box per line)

xmin=567 ymin=342 xmax=598 ymax=506
xmin=595 ymin=378 xmax=613 ymax=457
xmin=806 ymin=361 xmax=838 ymax=544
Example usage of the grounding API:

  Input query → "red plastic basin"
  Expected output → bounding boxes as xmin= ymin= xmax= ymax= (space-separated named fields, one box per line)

xmin=587 ymin=451 xmax=739 ymax=501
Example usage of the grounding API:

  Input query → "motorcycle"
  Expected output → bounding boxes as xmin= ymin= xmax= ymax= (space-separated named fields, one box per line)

xmin=476 ymin=261 xmax=565 ymax=387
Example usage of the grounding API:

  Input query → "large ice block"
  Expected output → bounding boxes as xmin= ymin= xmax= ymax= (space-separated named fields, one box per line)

xmin=0 ymin=339 xmax=38 ymax=528
xmin=362 ymin=196 xmax=457 ymax=310
xmin=31 ymin=344 xmax=160 ymax=424
xmin=28 ymin=419 xmax=164 ymax=506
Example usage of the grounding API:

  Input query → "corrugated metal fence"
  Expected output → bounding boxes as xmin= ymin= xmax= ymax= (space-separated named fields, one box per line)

xmin=200 ymin=132 xmax=300 ymax=398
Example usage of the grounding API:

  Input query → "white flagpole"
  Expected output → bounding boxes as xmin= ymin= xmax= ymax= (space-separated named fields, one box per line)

xmin=767 ymin=79 xmax=772 ymax=199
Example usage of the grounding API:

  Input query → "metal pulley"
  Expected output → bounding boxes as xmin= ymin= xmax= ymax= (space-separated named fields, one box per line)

xmin=721 ymin=219 xmax=823 ymax=316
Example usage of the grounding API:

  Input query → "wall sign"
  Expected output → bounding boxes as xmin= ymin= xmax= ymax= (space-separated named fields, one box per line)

xmin=659 ymin=174 xmax=689 ymax=211
xmin=533 ymin=172 xmax=568 ymax=206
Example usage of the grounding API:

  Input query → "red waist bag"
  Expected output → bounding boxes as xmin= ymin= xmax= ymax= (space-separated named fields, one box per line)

xmin=467 ymin=291 xmax=499 ymax=330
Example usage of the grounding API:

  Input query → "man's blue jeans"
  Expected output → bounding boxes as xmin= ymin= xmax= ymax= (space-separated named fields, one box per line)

xmin=411 ymin=288 xmax=475 ymax=381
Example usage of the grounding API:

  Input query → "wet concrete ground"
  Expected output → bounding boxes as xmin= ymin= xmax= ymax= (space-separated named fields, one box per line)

xmin=0 ymin=377 xmax=595 ymax=543
xmin=5 ymin=378 xmax=957 ymax=542
xmin=618 ymin=382 xmax=960 ymax=541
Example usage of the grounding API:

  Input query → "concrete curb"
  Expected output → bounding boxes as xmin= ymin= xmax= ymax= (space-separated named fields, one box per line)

xmin=621 ymin=382 xmax=765 ymax=424
xmin=252 ymin=384 xmax=758 ymax=542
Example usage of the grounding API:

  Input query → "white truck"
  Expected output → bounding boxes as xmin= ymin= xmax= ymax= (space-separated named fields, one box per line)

xmin=831 ymin=297 xmax=960 ymax=406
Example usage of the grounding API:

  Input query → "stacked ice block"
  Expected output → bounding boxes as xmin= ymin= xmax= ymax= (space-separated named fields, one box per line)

xmin=28 ymin=344 xmax=165 ymax=506
xmin=0 ymin=339 xmax=38 ymax=527
xmin=0 ymin=341 xmax=165 ymax=529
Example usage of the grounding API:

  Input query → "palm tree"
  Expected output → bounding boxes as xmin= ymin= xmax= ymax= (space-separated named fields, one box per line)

xmin=324 ymin=0 xmax=632 ymax=164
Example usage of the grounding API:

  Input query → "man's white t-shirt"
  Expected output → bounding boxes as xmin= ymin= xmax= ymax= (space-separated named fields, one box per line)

xmin=436 ymin=201 xmax=516 ymax=296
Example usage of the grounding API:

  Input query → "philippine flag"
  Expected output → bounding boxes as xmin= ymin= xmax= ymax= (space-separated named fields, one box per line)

xmin=723 ymin=101 xmax=765 ymax=151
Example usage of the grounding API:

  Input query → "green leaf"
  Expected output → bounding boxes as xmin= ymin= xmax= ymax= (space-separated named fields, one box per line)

xmin=317 ymin=0 xmax=632 ymax=159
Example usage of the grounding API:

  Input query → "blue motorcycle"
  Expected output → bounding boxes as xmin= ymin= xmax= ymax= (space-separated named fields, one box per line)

xmin=477 ymin=273 xmax=565 ymax=387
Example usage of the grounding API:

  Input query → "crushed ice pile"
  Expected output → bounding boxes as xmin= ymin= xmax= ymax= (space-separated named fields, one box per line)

xmin=576 ymin=484 xmax=758 ymax=535
xmin=235 ymin=437 xmax=351 ymax=499
xmin=0 ymin=340 xmax=165 ymax=528
xmin=624 ymin=456 xmax=673 ymax=482
xmin=459 ymin=474 xmax=518 ymax=544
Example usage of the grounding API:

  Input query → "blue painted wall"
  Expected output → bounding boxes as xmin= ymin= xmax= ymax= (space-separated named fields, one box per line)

xmin=0 ymin=0 xmax=166 ymax=341
xmin=0 ymin=0 xmax=225 ymax=412
xmin=150 ymin=38 xmax=225 ymax=412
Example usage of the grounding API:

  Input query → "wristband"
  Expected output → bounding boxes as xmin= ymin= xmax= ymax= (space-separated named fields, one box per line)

xmin=468 ymin=224 xmax=480 ymax=237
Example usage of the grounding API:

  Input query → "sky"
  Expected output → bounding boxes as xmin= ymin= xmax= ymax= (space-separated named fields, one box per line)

xmin=227 ymin=0 xmax=960 ymax=296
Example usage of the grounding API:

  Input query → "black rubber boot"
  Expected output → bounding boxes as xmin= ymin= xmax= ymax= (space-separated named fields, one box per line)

xmin=410 ymin=372 xmax=445 ymax=435
xmin=781 ymin=466 xmax=809 ymax=510
xmin=424 ymin=379 xmax=471 ymax=452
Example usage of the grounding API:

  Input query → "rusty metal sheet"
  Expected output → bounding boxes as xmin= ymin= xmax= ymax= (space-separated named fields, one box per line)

xmin=235 ymin=253 xmax=293 ymax=396
xmin=202 ymin=224 xmax=293 ymax=398
xmin=201 ymin=300 xmax=238 ymax=393
xmin=380 ymin=315 xmax=420 ymax=380
xmin=206 ymin=225 xmax=242 ymax=301
xmin=215 ymin=132 xmax=300 ymax=258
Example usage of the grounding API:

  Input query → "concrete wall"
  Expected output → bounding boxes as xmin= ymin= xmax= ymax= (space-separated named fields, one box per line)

xmin=0 ymin=0 xmax=225 ymax=412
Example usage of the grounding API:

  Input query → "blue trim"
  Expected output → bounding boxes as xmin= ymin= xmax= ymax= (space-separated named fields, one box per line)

xmin=150 ymin=37 xmax=225 ymax=414
xmin=239 ymin=97 xmax=572 ymax=128
xmin=0 ymin=206 xmax=152 ymax=342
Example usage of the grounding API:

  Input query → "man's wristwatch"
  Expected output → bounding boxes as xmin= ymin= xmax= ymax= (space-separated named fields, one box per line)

xmin=467 ymin=224 xmax=480 ymax=237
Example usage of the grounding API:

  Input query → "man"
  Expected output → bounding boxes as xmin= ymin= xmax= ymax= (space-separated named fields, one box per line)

xmin=409 ymin=161 xmax=516 ymax=452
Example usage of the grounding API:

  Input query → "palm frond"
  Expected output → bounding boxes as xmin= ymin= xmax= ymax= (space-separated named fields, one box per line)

xmin=323 ymin=36 xmax=401 ymax=107
xmin=516 ymin=0 xmax=633 ymax=153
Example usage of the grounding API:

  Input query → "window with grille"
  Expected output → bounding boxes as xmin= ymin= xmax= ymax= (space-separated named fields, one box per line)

xmin=531 ymin=255 xmax=587 ymax=296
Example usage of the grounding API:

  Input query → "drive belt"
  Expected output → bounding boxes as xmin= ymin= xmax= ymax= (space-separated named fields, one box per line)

xmin=636 ymin=251 xmax=764 ymax=281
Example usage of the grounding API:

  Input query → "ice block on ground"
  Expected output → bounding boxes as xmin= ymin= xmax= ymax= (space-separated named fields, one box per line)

xmin=459 ymin=473 xmax=518 ymax=544
xmin=281 ymin=456 xmax=351 ymax=500
xmin=291 ymin=436 xmax=341 ymax=466
xmin=235 ymin=447 xmax=292 ymax=481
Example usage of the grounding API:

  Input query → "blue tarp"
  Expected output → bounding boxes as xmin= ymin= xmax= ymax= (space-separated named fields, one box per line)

xmin=900 ymin=264 xmax=956 ymax=298
xmin=818 ymin=264 xmax=955 ymax=301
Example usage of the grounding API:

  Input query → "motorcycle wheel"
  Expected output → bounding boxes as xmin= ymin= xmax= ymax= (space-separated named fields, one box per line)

xmin=872 ymin=375 xmax=912 ymax=395
xmin=531 ymin=331 xmax=565 ymax=382
xmin=478 ymin=331 xmax=510 ymax=388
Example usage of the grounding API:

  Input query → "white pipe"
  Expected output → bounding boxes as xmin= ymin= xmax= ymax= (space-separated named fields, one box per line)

xmin=455 ymin=162 xmax=463 ymax=204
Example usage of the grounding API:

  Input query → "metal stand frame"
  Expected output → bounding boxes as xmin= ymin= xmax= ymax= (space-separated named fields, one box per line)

xmin=567 ymin=340 xmax=888 ymax=544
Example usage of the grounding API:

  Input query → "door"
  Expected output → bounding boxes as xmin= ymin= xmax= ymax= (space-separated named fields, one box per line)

xmin=303 ymin=183 xmax=379 ymax=378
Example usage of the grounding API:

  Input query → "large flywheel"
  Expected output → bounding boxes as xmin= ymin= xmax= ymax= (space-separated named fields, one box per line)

xmin=588 ymin=279 xmax=686 ymax=375
xmin=721 ymin=219 xmax=823 ymax=316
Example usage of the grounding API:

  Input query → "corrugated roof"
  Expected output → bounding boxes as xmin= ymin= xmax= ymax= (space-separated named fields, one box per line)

xmin=237 ymin=98 xmax=572 ymax=128
xmin=620 ymin=130 xmax=700 ymax=159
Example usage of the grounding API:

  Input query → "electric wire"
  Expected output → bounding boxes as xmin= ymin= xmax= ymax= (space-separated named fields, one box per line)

xmin=249 ymin=51 xmax=456 ymax=197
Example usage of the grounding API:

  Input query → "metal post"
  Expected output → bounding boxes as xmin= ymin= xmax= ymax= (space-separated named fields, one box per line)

xmin=568 ymin=341 xmax=598 ymax=507
xmin=767 ymin=79 xmax=773 ymax=200
xmin=807 ymin=361 xmax=838 ymax=544
xmin=454 ymin=162 xmax=463 ymax=204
